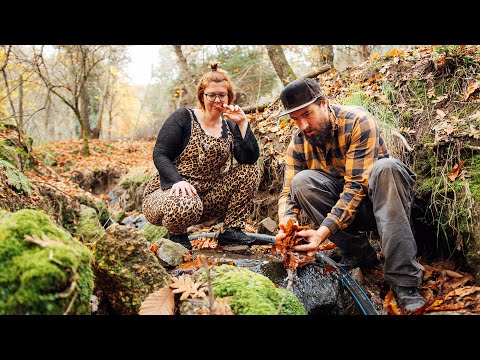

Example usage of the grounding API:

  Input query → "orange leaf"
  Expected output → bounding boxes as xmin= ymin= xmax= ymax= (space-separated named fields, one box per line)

xmin=383 ymin=290 xmax=402 ymax=315
xmin=138 ymin=286 xmax=175 ymax=315
xmin=447 ymin=161 xmax=465 ymax=182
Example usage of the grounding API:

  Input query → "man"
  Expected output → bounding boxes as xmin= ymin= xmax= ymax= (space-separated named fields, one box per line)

xmin=275 ymin=78 xmax=426 ymax=314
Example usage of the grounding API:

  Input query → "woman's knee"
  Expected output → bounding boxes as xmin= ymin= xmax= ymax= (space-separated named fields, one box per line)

xmin=162 ymin=195 xmax=203 ymax=228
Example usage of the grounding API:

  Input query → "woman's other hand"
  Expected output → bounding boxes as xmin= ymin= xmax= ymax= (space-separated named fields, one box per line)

xmin=169 ymin=181 xmax=198 ymax=197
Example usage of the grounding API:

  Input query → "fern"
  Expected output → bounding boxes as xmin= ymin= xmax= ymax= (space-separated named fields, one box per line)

xmin=5 ymin=169 xmax=32 ymax=195
xmin=0 ymin=159 xmax=15 ymax=169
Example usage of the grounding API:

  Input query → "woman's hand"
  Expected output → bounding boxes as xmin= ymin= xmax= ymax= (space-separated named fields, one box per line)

xmin=169 ymin=180 xmax=197 ymax=197
xmin=222 ymin=103 xmax=248 ymax=138
xmin=221 ymin=103 xmax=247 ymax=125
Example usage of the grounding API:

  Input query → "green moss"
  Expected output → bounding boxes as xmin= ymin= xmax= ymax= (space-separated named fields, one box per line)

xmin=75 ymin=205 xmax=106 ymax=243
xmin=196 ymin=265 xmax=306 ymax=315
xmin=141 ymin=223 xmax=167 ymax=242
xmin=466 ymin=154 xmax=480 ymax=202
xmin=111 ymin=209 xmax=125 ymax=223
xmin=78 ymin=197 xmax=111 ymax=227
xmin=0 ymin=209 xmax=94 ymax=314
xmin=35 ymin=146 xmax=58 ymax=167
xmin=119 ymin=167 xmax=154 ymax=189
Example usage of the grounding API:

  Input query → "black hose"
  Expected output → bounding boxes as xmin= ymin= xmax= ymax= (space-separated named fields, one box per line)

xmin=188 ymin=231 xmax=379 ymax=315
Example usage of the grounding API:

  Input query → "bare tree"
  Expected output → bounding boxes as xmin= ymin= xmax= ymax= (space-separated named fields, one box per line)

xmin=33 ymin=45 xmax=108 ymax=156
xmin=266 ymin=45 xmax=297 ymax=86
xmin=172 ymin=45 xmax=196 ymax=107
xmin=91 ymin=46 xmax=112 ymax=139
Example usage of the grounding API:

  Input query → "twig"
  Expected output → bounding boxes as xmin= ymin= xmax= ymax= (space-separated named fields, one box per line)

xmin=391 ymin=130 xmax=414 ymax=152
xmin=200 ymin=255 xmax=215 ymax=313
xmin=48 ymin=249 xmax=81 ymax=315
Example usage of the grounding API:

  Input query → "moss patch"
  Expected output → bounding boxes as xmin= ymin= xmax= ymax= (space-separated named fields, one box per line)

xmin=195 ymin=265 xmax=306 ymax=315
xmin=0 ymin=209 xmax=94 ymax=314
xmin=141 ymin=223 xmax=167 ymax=242
xmin=75 ymin=205 xmax=106 ymax=243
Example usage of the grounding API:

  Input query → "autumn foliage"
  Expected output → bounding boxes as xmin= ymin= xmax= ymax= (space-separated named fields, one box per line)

xmin=273 ymin=219 xmax=314 ymax=270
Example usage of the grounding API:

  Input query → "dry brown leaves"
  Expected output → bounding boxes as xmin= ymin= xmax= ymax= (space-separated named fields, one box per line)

xmin=191 ymin=237 xmax=218 ymax=250
xmin=138 ymin=286 xmax=175 ymax=315
xmin=272 ymin=218 xmax=314 ymax=270
xmin=169 ymin=275 xmax=208 ymax=301
xmin=420 ymin=259 xmax=480 ymax=313
xmin=178 ymin=255 xmax=219 ymax=274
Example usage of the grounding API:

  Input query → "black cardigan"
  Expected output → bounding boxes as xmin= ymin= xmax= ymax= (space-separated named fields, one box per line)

xmin=153 ymin=107 xmax=259 ymax=190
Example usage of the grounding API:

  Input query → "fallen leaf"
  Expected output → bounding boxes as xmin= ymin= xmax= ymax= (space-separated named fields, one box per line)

xmin=138 ymin=286 xmax=175 ymax=315
xmin=383 ymin=290 xmax=402 ymax=315
xmin=447 ymin=161 xmax=465 ymax=182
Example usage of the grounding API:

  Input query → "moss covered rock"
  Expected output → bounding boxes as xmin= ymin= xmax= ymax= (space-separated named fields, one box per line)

xmin=195 ymin=265 xmax=306 ymax=315
xmin=75 ymin=205 xmax=106 ymax=243
xmin=92 ymin=223 xmax=170 ymax=315
xmin=0 ymin=209 xmax=94 ymax=314
xmin=141 ymin=223 xmax=167 ymax=242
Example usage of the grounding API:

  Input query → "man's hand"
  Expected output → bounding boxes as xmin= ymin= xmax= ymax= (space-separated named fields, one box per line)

xmin=169 ymin=180 xmax=197 ymax=197
xmin=274 ymin=220 xmax=289 ymax=244
xmin=292 ymin=226 xmax=332 ymax=266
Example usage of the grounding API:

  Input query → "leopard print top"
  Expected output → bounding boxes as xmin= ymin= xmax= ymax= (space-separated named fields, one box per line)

xmin=173 ymin=109 xmax=234 ymax=193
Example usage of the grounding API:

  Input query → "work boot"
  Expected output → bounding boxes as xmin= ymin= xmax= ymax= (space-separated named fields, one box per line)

xmin=168 ymin=232 xmax=192 ymax=250
xmin=217 ymin=227 xmax=255 ymax=246
xmin=391 ymin=284 xmax=426 ymax=314
xmin=336 ymin=244 xmax=379 ymax=270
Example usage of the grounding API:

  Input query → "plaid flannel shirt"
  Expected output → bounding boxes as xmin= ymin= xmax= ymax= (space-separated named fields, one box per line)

xmin=278 ymin=104 xmax=389 ymax=234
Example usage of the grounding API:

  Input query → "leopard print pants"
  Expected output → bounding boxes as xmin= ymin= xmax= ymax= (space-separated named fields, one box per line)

xmin=142 ymin=163 xmax=261 ymax=234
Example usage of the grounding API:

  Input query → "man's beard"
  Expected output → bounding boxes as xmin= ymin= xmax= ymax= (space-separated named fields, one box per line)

xmin=304 ymin=121 xmax=333 ymax=150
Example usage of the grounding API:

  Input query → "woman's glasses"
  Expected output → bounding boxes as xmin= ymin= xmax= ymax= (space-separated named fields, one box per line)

xmin=204 ymin=93 xmax=228 ymax=102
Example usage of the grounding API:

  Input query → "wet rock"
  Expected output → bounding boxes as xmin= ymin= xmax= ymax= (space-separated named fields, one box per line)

xmin=121 ymin=214 xmax=148 ymax=230
xmin=258 ymin=217 xmax=278 ymax=235
xmin=153 ymin=238 xmax=189 ymax=267
xmin=287 ymin=263 xmax=342 ymax=314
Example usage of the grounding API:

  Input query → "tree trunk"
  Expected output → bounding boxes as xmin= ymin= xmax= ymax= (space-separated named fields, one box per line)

xmin=172 ymin=45 xmax=195 ymax=106
xmin=44 ymin=95 xmax=52 ymax=140
xmin=91 ymin=48 xmax=112 ymax=139
xmin=266 ymin=45 xmax=297 ymax=86
xmin=361 ymin=45 xmax=371 ymax=62
xmin=317 ymin=45 xmax=334 ymax=65
xmin=18 ymin=74 xmax=23 ymax=131
xmin=79 ymin=86 xmax=91 ymax=156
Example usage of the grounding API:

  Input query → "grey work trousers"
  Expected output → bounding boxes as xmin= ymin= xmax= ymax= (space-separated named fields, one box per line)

xmin=290 ymin=157 xmax=423 ymax=287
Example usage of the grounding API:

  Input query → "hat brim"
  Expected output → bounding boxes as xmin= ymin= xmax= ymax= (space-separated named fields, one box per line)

xmin=276 ymin=96 xmax=321 ymax=118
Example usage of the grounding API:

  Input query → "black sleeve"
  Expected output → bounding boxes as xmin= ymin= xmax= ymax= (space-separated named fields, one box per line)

xmin=152 ymin=108 xmax=191 ymax=190
xmin=227 ymin=120 xmax=260 ymax=164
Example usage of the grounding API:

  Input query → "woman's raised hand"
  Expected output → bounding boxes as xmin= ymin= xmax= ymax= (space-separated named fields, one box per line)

xmin=221 ymin=103 xmax=247 ymax=125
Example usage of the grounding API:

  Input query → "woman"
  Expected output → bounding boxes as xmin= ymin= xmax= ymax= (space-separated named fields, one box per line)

xmin=142 ymin=62 xmax=261 ymax=249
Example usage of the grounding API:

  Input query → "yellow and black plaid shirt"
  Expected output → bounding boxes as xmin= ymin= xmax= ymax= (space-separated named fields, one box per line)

xmin=278 ymin=104 xmax=389 ymax=234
